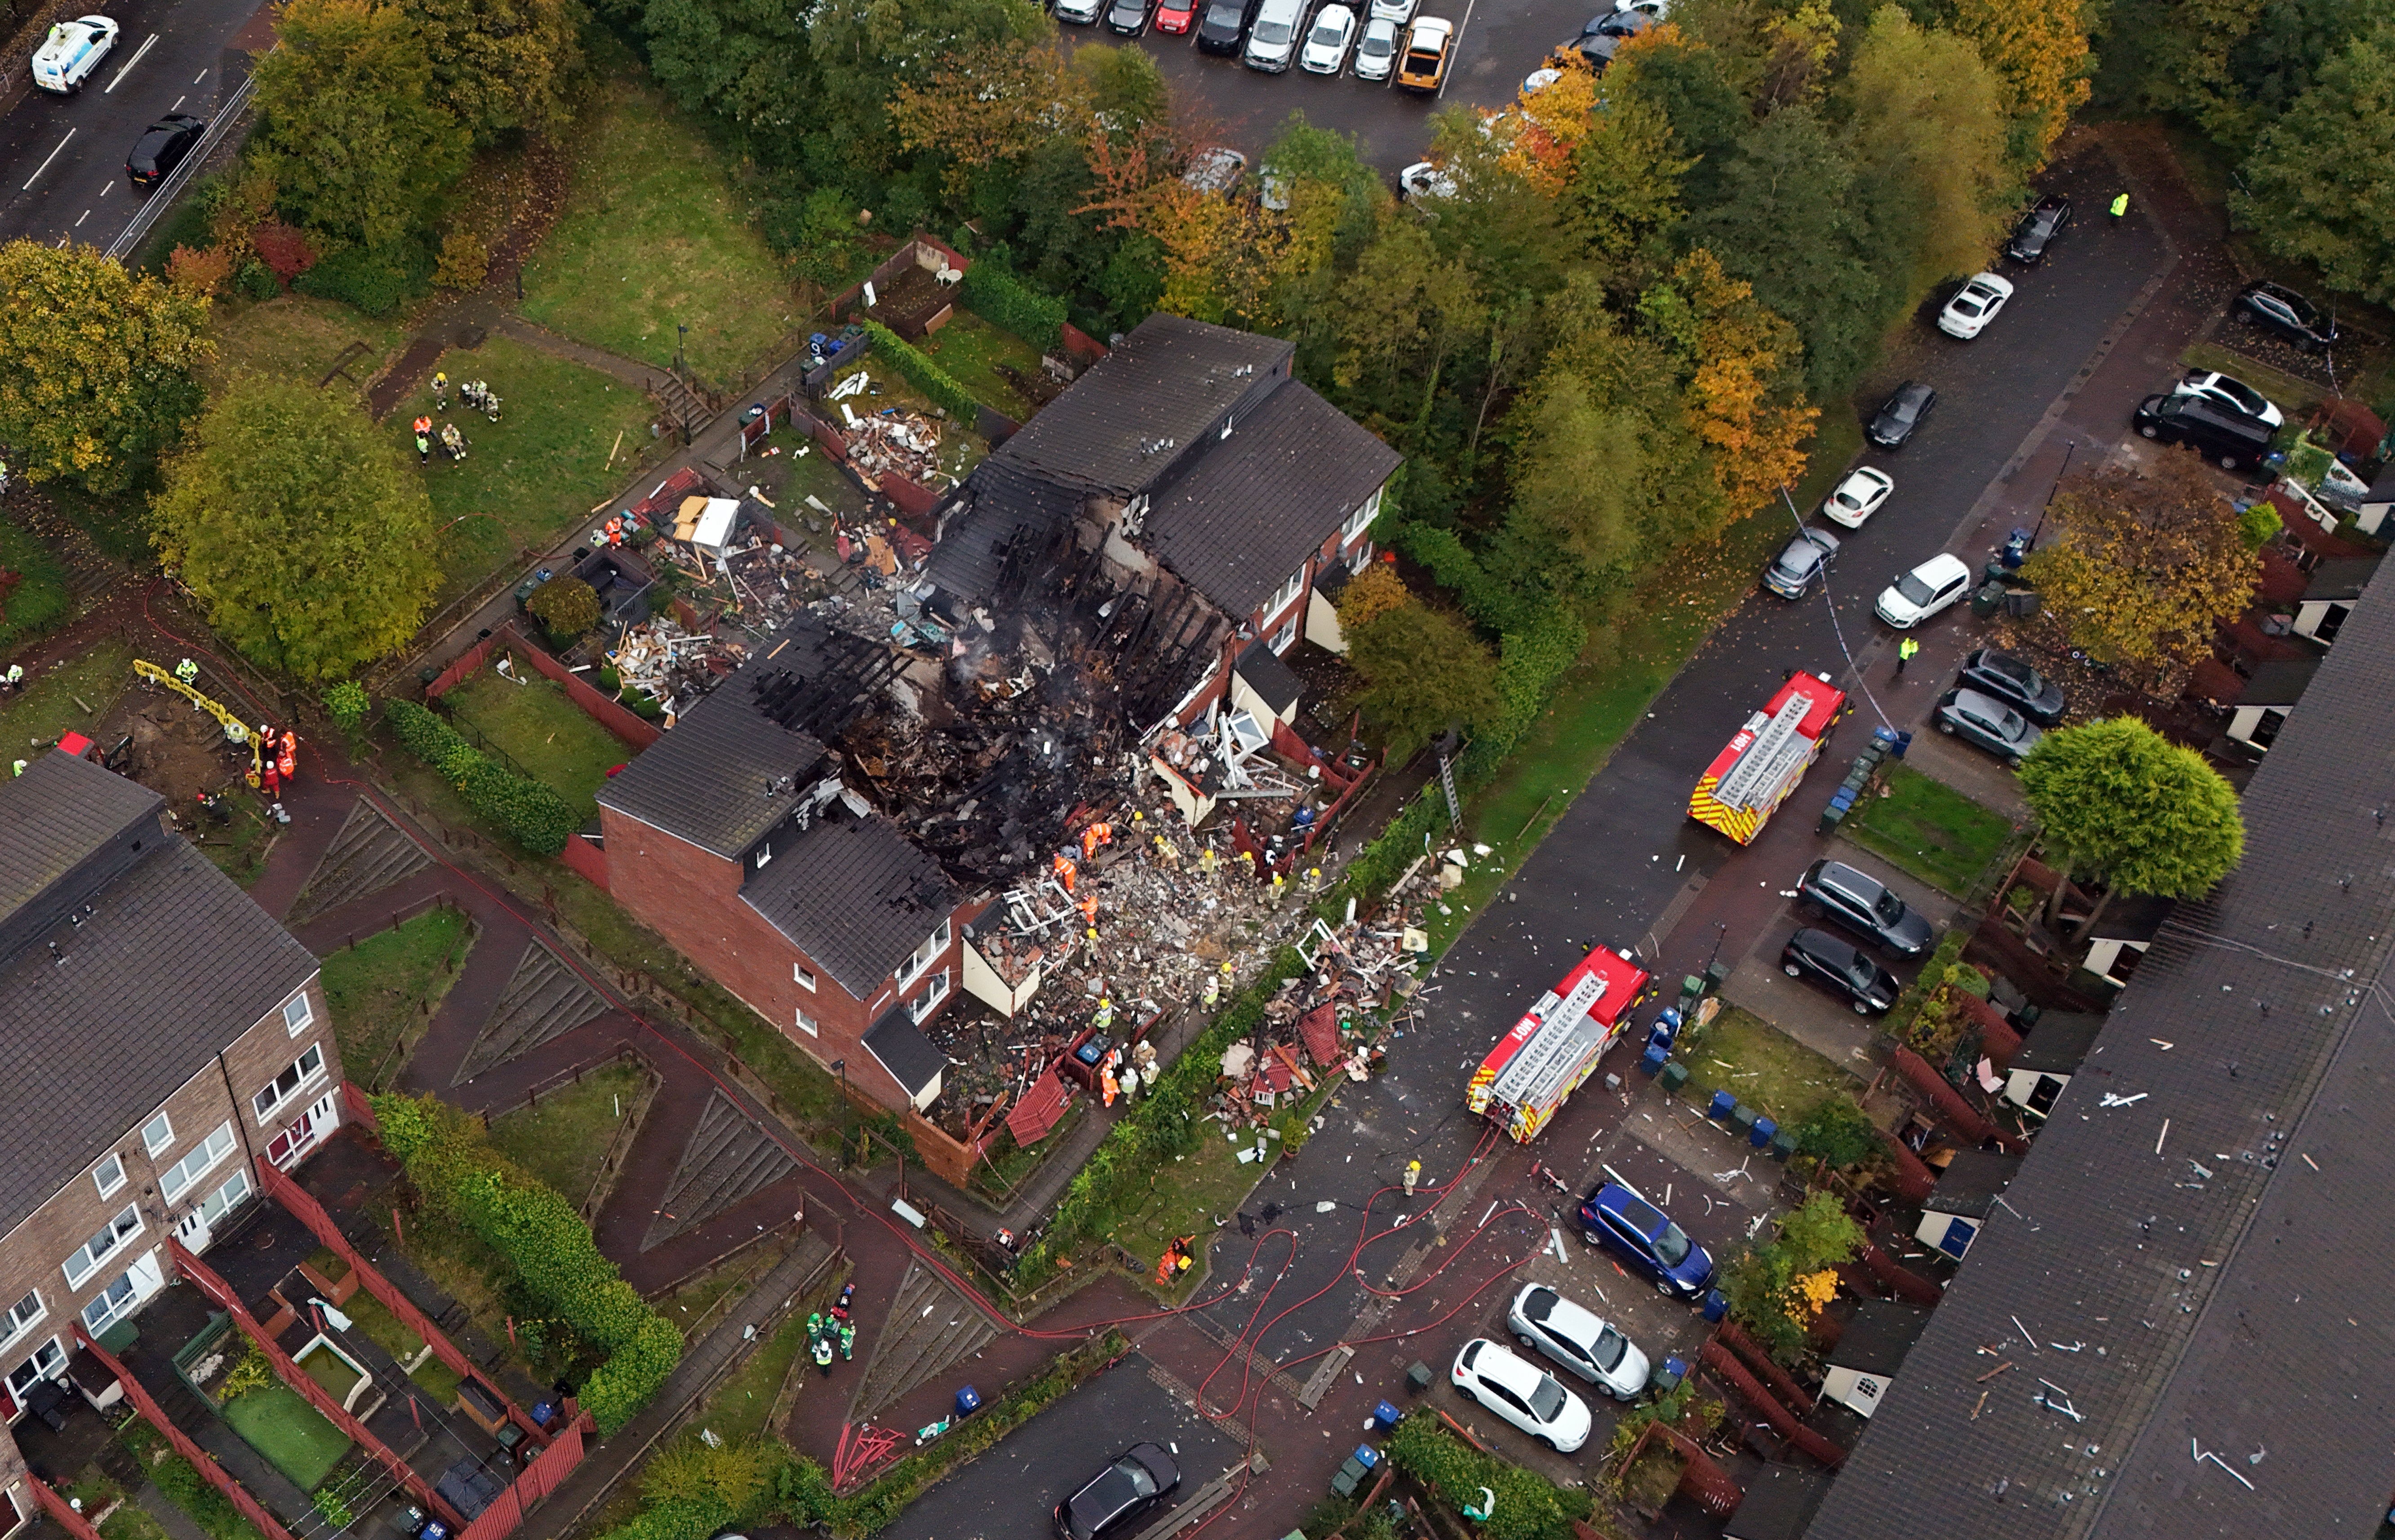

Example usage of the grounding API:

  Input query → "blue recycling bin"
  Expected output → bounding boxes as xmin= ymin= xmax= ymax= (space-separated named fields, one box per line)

xmin=1656 ymin=1006 xmax=1682 ymax=1032
xmin=1751 ymin=1116 xmax=1777 ymax=1149
xmin=1702 ymin=1290 xmax=1728 ymax=1323
xmin=954 ymin=1386 xmax=981 ymax=1419
xmin=1638 ymin=1043 xmax=1668 ymax=1076
xmin=1354 ymin=1445 xmax=1380 ymax=1470
xmin=1372 ymin=1399 xmax=1402 ymax=1432
xmin=1647 ymin=1021 xmax=1675 ymax=1052
xmin=1707 ymin=1090 xmax=1737 ymax=1119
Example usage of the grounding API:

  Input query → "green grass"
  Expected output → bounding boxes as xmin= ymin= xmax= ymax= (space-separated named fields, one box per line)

xmin=1670 ymin=1004 xmax=1862 ymax=1131
xmin=318 ymin=906 xmax=477 ymax=1091
xmin=219 ymin=1385 xmax=350 ymax=1490
xmin=1841 ymin=762 xmax=2016 ymax=898
xmin=384 ymin=335 xmax=663 ymax=608
xmin=201 ymin=294 xmax=408 ymax=409
xmin=487 ymin=1058 xmax=652 ymax=1206
xmin=0 ymin=517 xmax=76 ymax=653
xmin=0 ymin=637 xmax=131 ymax=752
xmin=338 ymin=1290 xmax=464 ymax=1405
xmin=197 ymin=796 xmax=280 ymax=888
xmin=444 ymin=662 xmax=633 ymax=810
xmin=518 ymin=79 xmax=800 ymax=388
xmin=920 ymin=311 xmax=1043 ymax=420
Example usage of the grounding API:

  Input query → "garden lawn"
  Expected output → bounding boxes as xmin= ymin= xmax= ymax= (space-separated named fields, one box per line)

xmin=1671 ymin=1005 xmax=1861 ymax=1131
xmin=920 ymin=311 xmax=1043 ymax=420
xmin=443 ymin=663 xmax=633 ymax=812
xmin=488 ymin=1058 xmax=652 ymax=1206
xmin=201 ymin=295 xmax=407 ymax=410
xmin=0 ymin=638 xmax=130 ymax=750
xmin=318 ymin=906 xmax=476 ymax=1091
xmin=517 ymin=80 xmax=797 ymax=388
xmin=387 ymin=336 xmax=661 ymax=608
xmin=1841 ymin=763 xmax=2015 ymax=898
xmin=220 ymin=1385 xmax=349 ymax=1490
xmin=340 ymin=1290 xmax=463 ymax=1406
xmin=0 ymin=518 xmax=75 ymax=654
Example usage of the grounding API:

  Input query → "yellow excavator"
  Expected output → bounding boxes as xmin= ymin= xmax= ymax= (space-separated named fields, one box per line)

xmin=133 ymin=659 xmax=264 ymax=788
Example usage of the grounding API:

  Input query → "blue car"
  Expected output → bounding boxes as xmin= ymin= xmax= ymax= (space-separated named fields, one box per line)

xmin=1579 ymin=1181 xmax=1716 ymax=1299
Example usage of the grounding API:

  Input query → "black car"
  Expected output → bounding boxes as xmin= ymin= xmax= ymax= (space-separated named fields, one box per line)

xmin=1195 ymin=0 xmax=1260 ymax=50
xmin=1762 ymin=526 xmax=1839 ymax=599
xmin=1105 ymin=0 xmax=1155 ymax=33
xmin=2004 ymin=195 xmax=2072 ymax=264
xmin=1780 ymin=928 xmax=1901 ymax=1014
xmin=1796 ymin=859 xmax=1934 ymax=957
xmin=1055 ymin=1444 xmax=1180 ymax=1540
xmin=1956 ymin=647 xmax=2065 ymax=726
xmin=2132 ymin=391 xmax=2273 ymax=471
xmin=1866 ymin=381 xmax=1936 ymax=449
xmin=2236 ymin=280 xmax=2339 ymax=352
xmin=127 ymin=114 xmax=208 ymax=191
xmin=1563 ymin=8 xmax=1647 ymax=65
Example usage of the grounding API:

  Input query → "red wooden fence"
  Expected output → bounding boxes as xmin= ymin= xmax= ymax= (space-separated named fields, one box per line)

xmin=342 ymin=1079 xmax=380 ymax=1132
xmin=559 ymin=834 xmax=609 ymax=891
xmin=426 ymin=628 xmax=511 ymax=702
xmin=27 ymin=1471 xmax=111 ymax=1540
xmin=499 ymin=624 xmax=658 ymax=751
xmin=72 ymin=1323 xmax=302 ymax=1540
xmin=454 ymin=1418 xmax=587 ymax=1540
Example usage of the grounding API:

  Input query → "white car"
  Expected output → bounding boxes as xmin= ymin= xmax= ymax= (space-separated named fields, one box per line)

xmin=1875 ymin=553 xmax=1975 ymax=629
xmin=1819 ymin=466 xmax=1893 ymax=529
xmin=1522 ymin=66 xmax=1562 ymax=94
xmin=1243 ymin=0 xmax=1304 ymax=69
xmin=1182 ymin=146 xmax=1247 ymax=195
xmin=1300 ymin=3 xmax=1358 ymax=72
xmin=31 ymin=14 xmax=117 ymax=93
xmin=1055 ymin=0 xmax=1104 ymax=21
xmin=1369 ymin=0 xmax=1416 ymax=22
xmin=1397 ymin=161 xmax=1456 ymax=201
xmin=1451 ymin=1338 xmax=1593 ymax=1452
xmin=2173 ymin=369 xmax=2284 ymax=430
xmin=1507 ymin=1283 xmax=1650 ymax=1400
xmin=1937 ymin=273 xmax=2014 ymax=340
xmin=1617 ymin=0 xmax=1668 ymax=13
xmin=1354 ymin=14 xmax=1400 ymax=77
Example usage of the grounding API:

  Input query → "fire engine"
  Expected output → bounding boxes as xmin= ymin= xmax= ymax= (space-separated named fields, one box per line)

xmin=1466 ymin=946 xmax=1653 ymax=1143
xmin=1688 ymin=671 xmax=1847 ymax=844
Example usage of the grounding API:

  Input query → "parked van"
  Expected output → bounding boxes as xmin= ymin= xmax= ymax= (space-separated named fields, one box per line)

xmin=2133 ymin=393 xmax=2273 ymax=472
xmin=1243 ymin=0 xmax=1303 ymax=71
xmin=31 ymin=14 xmax=117 ymax=93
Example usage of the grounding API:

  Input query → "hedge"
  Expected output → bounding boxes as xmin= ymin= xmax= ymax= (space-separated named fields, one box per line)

xmin=372 ymin=1093 xmax=682 ymax=1433
xmin=292 ymin=240 xmax=434 ymax=317
xmin=858 ymin=320 xmax=978 ymax=423
xmin=386 ymin=698 xmax=582 ymax=856
xmin=1386 ymin=1416 xmax=1592 ymax=1540
xmin=959 ymin=260 xmax=1065 ymax=354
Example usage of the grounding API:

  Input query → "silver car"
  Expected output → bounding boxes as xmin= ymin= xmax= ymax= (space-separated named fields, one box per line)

xmin=1507 ymin=1283 xmax=1649 ymax=1400
xmin=1353 ymin=14 xmax=1399 ymax=77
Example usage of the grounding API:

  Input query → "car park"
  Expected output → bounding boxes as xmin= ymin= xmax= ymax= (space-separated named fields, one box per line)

xmin=1354 ymin=15 xmax=1400 ymax=76
xmin=2132 ymin=392 xmax=2273 ymax=471
xmin=1156 ymin=0 xmax=1198 ymax=31
xmin=1196 ymin=0 xmax=1262 ymax=52
xmin=1780 ymin=928 xmax=1901 ymax=1014
xmin=1955 ymin=647 xmax=2065 ymax=726
xmin=1797 ymin=859 xmax=1933 ymax=957
xmin=1579 ymin=1181 xmax=1716 ymax=1298
xmin=2003 ymin=195 xmax=2071 ymax=264
xmin=1507 ymin=1283 xmax=1649 ymax=1400
xmin=1866 ymin=381 xmax=1935 ymax=448
xmin=1244 ymin=0 xmax=1303 ymax=70
xmin=1451 ymin=1339 xmax=1594 ymax=1451
xmin=31 ymin=14 xmax=116 ymax=93
xmin=1300 ymin=4 xmax=1358 ymax=71
xmin=1056 ymin=0 xmax=1104 ymax=23
xmin=1935 ymin=688 xmax=2043 ymax=766
xmin=1053 ymin=1445 xmax=1179 ymax=1540
xmin=1762 ymin=527 xmax=1840 ymax=599
xmin=126 ymin=115 xmax=207 ymax=191
xmin=1368 ymin=0 xmax=1417 ymax=23
xmin=1874 ymin=552 xmax=1973 ymax=628
xmin=2237 ymin=280 xmax=2338 ymax=352
xmin=2173 ymin=369 xmax=2283 ymax=430
xmin=1394 ymin=15 xmax=1452 ymax=90
xmin=1819 ymin=466 xmax=1893 ymax=529
xmin=1936 ymin=273 xmax=2013 ymax=339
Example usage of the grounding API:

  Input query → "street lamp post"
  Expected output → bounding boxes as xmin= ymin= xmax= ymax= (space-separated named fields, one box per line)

xmin=675 ymin=324 xmax=689 ymax=380
xmin=2032 ymin=439 xmax=2077 ymax=546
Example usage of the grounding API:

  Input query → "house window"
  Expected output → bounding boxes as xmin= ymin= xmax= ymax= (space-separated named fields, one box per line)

xmin=1263 ymin=565 xmax=1306 ymax=621
xmin=283 ymin=993 xmax=313 ymax=1037
xmin=897 ymin=919 xmax=952 ymax=990
xmin=80 ymin=1271 xmax=139 ymax=1333
xmin=63 ymin=1205 xmax=141 ymax=1289
xmin=142 ymin=1113 xmax=174 ymax=1158
xmin=197 ymin=1169 xmax=253 ymax=1230
xmin=0 ymin=1291 xmax=44 ymax=1351
xmin=794 ymin=1007 xmax=819 ymax=1037
xmin=1270 ymin=618 xmax=1297 ymax=654
xmin=794 ymin=964 xmax=817 ymax=992
xmin=91 ymin=1154 xmax=126 ymax=1200
xmin=908 ymin=970 xmax=951 ymax=1024
xmin=755 ymin=842 xmax=773 ymax=870
xmin=1341 ymin=488 xmax=1383 ymax=545
xmin=253 ymin=1044 xmax=325 ymax=1122
xmin=5 ymin=1340 xmax=63 ymax=1400
xmin=1348 ymin=540 xmax=1375 ymax=574
xmin=160 ymin=1122 xmax=237 ymax=1203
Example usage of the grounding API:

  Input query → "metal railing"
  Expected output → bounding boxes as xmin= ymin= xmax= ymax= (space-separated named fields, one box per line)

xmin=106 ymin=47 xmax=272 ymax=262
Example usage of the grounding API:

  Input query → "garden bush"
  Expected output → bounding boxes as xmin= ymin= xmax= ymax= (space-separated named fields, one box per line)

xmin=250 ymin=222 xmax=317 ymax=285
xmin=385 ymin=698 xmax=582 ymax=855
xmin=236 ymin=261 xmax=279 ymax=301
xmin=294 ymin=240 xmax=433 ymax=317
xmin=960 ymin=258 xmax=1065 ymax=354
xmin=324 ymin=680 xmax=369 ymax=735
xmin=526 ymin=577 xmax=600 ymax=644
xmin=858 ymin=320 xmax=977 ymax=423
xmin=1386 ymin=1416 xmax=1591 ymax=1540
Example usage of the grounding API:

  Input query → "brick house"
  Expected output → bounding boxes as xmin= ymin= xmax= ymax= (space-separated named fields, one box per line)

xmin=0 ymin=750 xmax=335 ymax=1518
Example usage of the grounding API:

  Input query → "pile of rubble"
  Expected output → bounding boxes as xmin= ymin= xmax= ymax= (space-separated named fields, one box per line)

xmin=834 ymin=404 xmax=955 ymax=491
xmin=604 ymin=618 xmax=747 ymax=719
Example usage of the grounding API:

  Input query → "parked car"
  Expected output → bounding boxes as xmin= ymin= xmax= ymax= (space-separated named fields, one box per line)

xmin=1055 ymin=0 xmax=1104 ymax=24
xmin=1398 ymin=161 xmax=1457 ymax=200
xmin=1105 ymin=0 xmax=1157 ymax=35
xmin=1300 ymin=3 xmax=1358 ymax=71
xmin=2173 ymin=369 xmax=2284 ymax=430
xmin=1182 ymin=146 xmax=1248 ymax=195
xmin=1564 ymin=5 xmax=1648 ymax=65
xmin=1243 ymin=0 xmax=1304 ymax=69
xmin=1866 ymin=381 xmax=1936 ymax=448
xmin=1394 ymin=15 xmax=1452 ymax=90
xmin=2237 ymin=280 xmax=2338 ymax=352
xmin=2003 ymin=195 xmax=2071 ymax=264
xmin=126 ymin=115 xmax=206 ymax=190
xmin=1451 ymin=1339 xmax=1593 ymax=1451
xmin=1875 ymin=552 xmax=1973 ymax=628
xmin=1054 ymin=1445 xmax=1180 ymax=1540
xmin=1819 ymin=466 xmax=1893 ymax=529
xmin=1955 ymin=647 xmax=2065 ymax=726
xmin=1156 ymin=0 xmax=1199 ymax=31
xmin=1507 ymin=1283 xmax=1649 ymax=1400
xmin=1934 ymin=687 xmax=2043 ymax=767
xmin=31 ymin=14 xmax=116 ymax=93
xmin=1368 ymin=0 xmax=1417 ymax=23
xmin=1578 ymin=1181 xmax=1716 ymax=1298
xmin=1196 ymin=0 xmax=1262 ymax=52
xmin=1797 ymin=859 xmax=1933 ymax=957
xmin=1937 ymin=273 xmax=2013 ymax=340
xmin=1763 ymin=526 xmax=1840 ymax=600
xmin=1521 ymin=65 xmax=1563 ymax=93
xmin=1354 ymin=14 xmax=1400 ymax=75
xmin=1616 ymin=0 xmax=1670 ymax=14
xmin=1780 ymin=928 xmax=1901 ymax=1014
xmin=2132 ymin=392 xmax=2273 ymax=472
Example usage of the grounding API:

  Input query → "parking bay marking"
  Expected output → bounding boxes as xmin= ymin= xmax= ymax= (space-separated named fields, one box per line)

xmin=23 ymin=129 xmax=74 ymax=191
xmin=104 ymin=32 xmax=160 ymax=93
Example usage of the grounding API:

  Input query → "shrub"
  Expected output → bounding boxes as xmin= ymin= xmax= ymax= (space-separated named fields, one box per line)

xmin=1792 ymin=1094 xmax=1879 ymax=1171
xmin=236 ymin=261 xmax=279 ymax=301
xmin=1718 ymin=1193 xmax=1864 ymax=1365
xmin=384 ymin=698 xmax=582 ymax=855
xmin=209 ymin=163 xmax=278 ymax=252
xmin=293 ymin=241 xmax=432 ymax=317
xmin=526 ymin=579 xmax=600 ymax=644
xmin=858 ymin=320 xmax=977 ymax=423
xmin=324 ymin=680 xmax=369 ymax=734
xmin=217 ymin=1344 xmax=272 ymax=1401
xmin=1386 ymin=1416 xmax=1593 ymax=1540
xmin=250 ymin=222 xmax=318 ymax=285
xmin=434 ymin=229 xmax=490 ymax=291
xmin=960 ymin=258 xmax=1066 ymax=354
xmin=166 ymin=244 xmax=235 ymax=297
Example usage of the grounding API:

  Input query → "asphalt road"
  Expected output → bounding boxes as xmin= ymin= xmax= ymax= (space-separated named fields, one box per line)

xmin=0 ymin=0 xmax=261 ymax=250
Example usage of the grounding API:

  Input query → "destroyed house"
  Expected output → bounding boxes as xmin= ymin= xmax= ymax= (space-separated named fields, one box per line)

xmin=0 ymin=750 xmax=340 ymax=1509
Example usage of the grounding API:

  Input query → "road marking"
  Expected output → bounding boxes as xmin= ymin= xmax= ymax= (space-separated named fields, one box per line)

xmin=76 ymin=208 xmax=90 ymax=226
xmin=1439 ymin=0 xmax=1477 ymax=97
xmin=23 ymin=129 xmax=74 ymax=191
xmin=192 ymin=67 xmax=208 ymax=84
xmin=99 ymin=178 xmax=114 ymax=197
xmin=169 ymin=94 xmax=185 ymax=111
xmin=104 ymin=32 xmax=159 ymax=93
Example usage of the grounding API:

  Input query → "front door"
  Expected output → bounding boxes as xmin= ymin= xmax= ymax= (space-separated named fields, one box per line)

xmin=266 ymin=1092 xmax=340 ymax=1170
xmin=174 ymin=1203 xmax=212 ymax=1254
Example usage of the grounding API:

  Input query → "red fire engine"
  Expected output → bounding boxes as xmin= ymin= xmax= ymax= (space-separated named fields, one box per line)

xmin=1466 ymin=946 xmax=1653 ymax=1143
xmin=1688 ymin=671 xmax=1847 ymax=844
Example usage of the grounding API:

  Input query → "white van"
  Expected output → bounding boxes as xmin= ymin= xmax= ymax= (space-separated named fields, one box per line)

xmin=1243 ymin=0 xmax=1303 ymax=71
xmin=31 ymin=15 xmax=117 ymax=93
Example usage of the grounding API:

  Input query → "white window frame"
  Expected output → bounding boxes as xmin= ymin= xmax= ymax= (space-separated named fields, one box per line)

xmin=794 ymin=1007 xmax=819 ymax=1037
xmin=91 ymin=1154 xmax=126 ymax=1200
xmin=5 ymin=1340 xmax=63 ymax=1400
xmin=754 ymin=842 xmax=773 ymax=870
xmin=1341 ymin=487 xmax=1383 ymax=545
xmin=63 ymin=1204 xmax=141 ymax=1289
xmin=142 ymin=1113 xmax=175 ymax=1158
xmin=896 ymin=919 xmax=952 ymax=991
xmin=196 ymin=1169 xmax=252 ymax=1230
xmin=80 ymin=1271 xmax=139 ymax=1333
xmin=793 ymin=963 xmax=817 ymax=992
xmin=0 ymin=1291 xmax=44 ymax=1353
xmin=1270 ymin=617 xmax=1298 ymax=654
xmin=160 ymin=1121 xmax=237 ymax=1203
xmin=1262 ymin=564 xmax=1307 ymax=622
xmin=253 ymin=1044 xmax=326 ymax=1122
xmin=908 ymin=969 xmax=951 ymax=1024
xmin=282 ymin=992 xmax=314 ymax=1038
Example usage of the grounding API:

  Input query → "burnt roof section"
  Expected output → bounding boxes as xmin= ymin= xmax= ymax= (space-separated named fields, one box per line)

xmin=924 ymin=457 xmax=1084 ymax=608
xmin=1804 ymin=578 xmax=2395 ymax=1540
xmin=990 ymin=315 xmax=1292 ymax=498
xmin=863 ymin=1005 xmax=946 ymax=1099
xmin=0 ymin=759 xmax=317 ymax=1238
xmin=2010 ymin=1010 xmax=2106 ymax=1075
xmin=1924 ymin=1149 xmax=2021 ymax=1218
xmin=2235 ymin=656 xmax=2319 ymax=706
xmin=1727 ymin=1466 xmax=1828 ymax=1540
xmin=1828 ymin=1302 xmax=1930 ymax=1377
xmin=740 ymin=799 xmax=959 ymax=999
xmin=2302 ymin=555 xmax=2380 ymax=601
xmin=1235 ymin=640 xmax=1303 ymax=720
xmin=1141 ymin=381 xmax=1399 ymax=616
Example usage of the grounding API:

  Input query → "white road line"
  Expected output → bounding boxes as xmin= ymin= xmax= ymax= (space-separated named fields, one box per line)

xmin=23 ymin=129 xmax=74 ymax=191
xmin=169 ymin=94 xmax=185 ymax=111
xmin=191 ymin=67 xmax=208 ymax=83
xmin=1439 ymin=0 xmax=1478 ymax=97
xmin=104 ymin=32 xmax=159 ymax=93
xmin=76 ymin=208 xmax=90 ymax=226
xmin=99 ymin=179 xmax=114 ymax=197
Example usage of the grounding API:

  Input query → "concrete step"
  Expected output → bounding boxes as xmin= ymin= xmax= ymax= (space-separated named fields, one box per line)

xmin=455 ymin=941 xmax=608 ymax=1082
xmin=639 ymin=1092 xmax=796 ymax=1250
xmin=289 ymin=800 xmax=433 ymax=927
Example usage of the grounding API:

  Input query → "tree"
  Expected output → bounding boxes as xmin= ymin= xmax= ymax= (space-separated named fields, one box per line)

xmin=149 ymin=378 xmax=441 ymax=682
xmin=1343 ymin=600 xmax=1504 ymax=763
xmin=1641 ymin=250 xmax=1818 ymax=522
xmin=1336 ymin=562 xmax=1409 ymax=632
xmin=252 ymin=0 xmax=466 ymax=245
xmin=1506 ymin=373 xmax=1648 ymax=574
xmin=1841 ymin=7 xmax=2014 ymax=306
xmin=2017 ymin=718 xmax=2244 ymax=933
xmin=413 ymin=0 xmax=584 ymax=143
xmin=637 ymin=0 xmax=810 ymax=133
xmin=1558 ymin=92 xmax=1694 ymax=268
xmin=890 ymin=40 xmax=1083 ymax=195
xmin=1951 ymin=0 xmax=2092 ymax=171
xmin=2231 ymin=21 xmax=2395 ymax=303
xmin=1497 ymin=53 xmax=1604 ymax=196
xmin=2017 ymin=453 xmax=2261 ymax=690
xmin=0 ymin=241 xmax=213 ymax=495
xmin=1612 ymin=28 xmax=1749 ymax=207
xmin=1720 ymin=1194 xmax=1862 ymax=1364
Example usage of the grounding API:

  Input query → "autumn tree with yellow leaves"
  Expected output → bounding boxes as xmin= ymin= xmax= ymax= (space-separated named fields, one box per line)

xmin=1642 ymin=250 xmax=1818 ymax=523
xmin=1950 ymin=0 xmax=2092 ymax=172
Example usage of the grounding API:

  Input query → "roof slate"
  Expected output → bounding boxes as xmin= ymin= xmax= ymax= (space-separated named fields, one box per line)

xmin=1924 ymin=1149 xmax=2021 ymax=1217
xmin=1729 ymin=1466 xmax=1829 ymax=1540
xmin=923 ymin=456 xmax=1084 ymax=608
xmin=1829 ymin=1302 xmax=1930 ymax=1377
xmin=596 ymin=643 xmax=831 ymax=857
xmin=863 ymin=1006 xmax=946 ymax=1098
xmin=1235 ymin=640 xmax=1304 ymax=719
xmin=2235 ymin=657 xmax=2319 ymax=706
xmin=740 ymin=803 xmax=959 ymax=999
xmin=2301 ymin=556 xmax=2380 ymax=601
xmin=2010 ymin=1011 xmax=2106 ymax=1075
xmin=0 ymin=749 xmax=165 ymax=930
